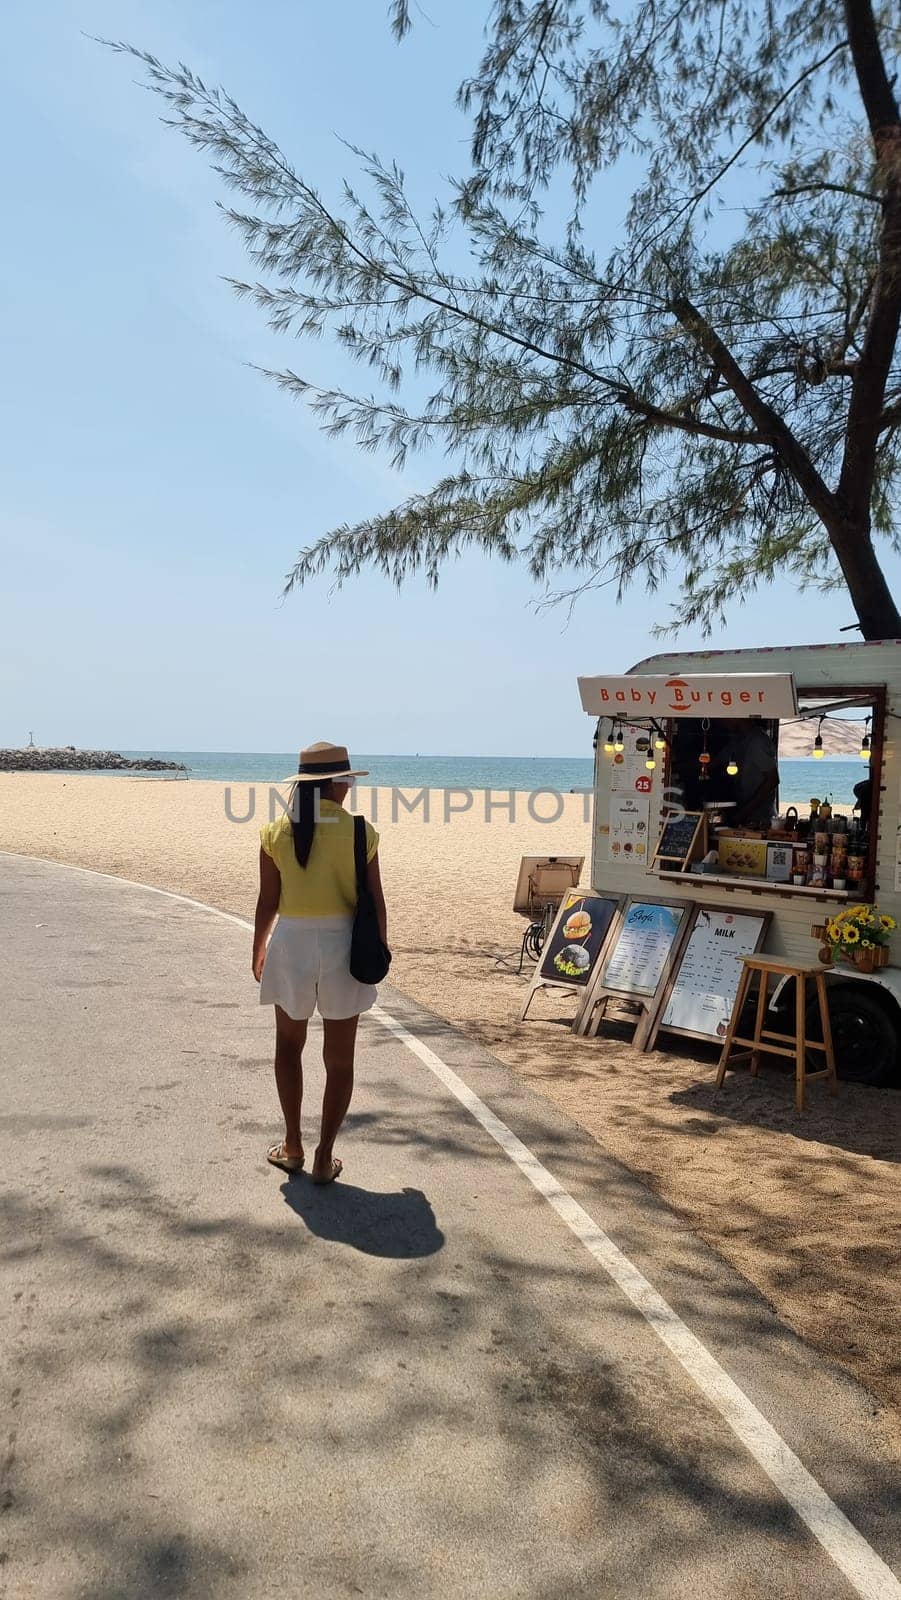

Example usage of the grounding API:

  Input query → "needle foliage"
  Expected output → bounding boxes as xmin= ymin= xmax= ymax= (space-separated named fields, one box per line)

xmin=109 ymin=3 xmax=901 ymax=635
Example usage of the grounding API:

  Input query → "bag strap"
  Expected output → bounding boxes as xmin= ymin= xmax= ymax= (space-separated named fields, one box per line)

xmin=352 ymin=814 xmax=368 ymax=899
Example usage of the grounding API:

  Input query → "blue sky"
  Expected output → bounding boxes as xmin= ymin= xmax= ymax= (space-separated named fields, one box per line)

xmin=2 ymin=0 xmax=898 ymax=757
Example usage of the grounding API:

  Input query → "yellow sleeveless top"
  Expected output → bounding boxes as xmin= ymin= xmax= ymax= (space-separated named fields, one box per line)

xmin=260 ymin=801 xmax=379 ymax=918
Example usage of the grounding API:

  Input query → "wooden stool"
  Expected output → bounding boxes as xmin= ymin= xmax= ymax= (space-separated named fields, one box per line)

xmin=715 ymin=957 xmax=838 ymax=1113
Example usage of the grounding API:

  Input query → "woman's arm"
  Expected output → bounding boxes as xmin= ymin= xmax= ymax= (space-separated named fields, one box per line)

xmin=253 ymin=848 xmax=282 ymax=981
xmin=367 ymin=852 xmax=388 ymax=946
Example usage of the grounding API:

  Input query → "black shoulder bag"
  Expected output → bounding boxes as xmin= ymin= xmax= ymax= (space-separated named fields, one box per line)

xmin=350 ymin=815 xmax=391 ymax=984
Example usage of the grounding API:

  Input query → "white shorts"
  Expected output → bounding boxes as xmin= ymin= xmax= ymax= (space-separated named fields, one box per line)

xmin=259 ymin=915 xmax=377 ymax=1021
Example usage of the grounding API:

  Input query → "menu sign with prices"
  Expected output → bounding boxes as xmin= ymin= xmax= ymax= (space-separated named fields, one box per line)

xmin=573 ymin=895 xmax=693 ymax=1047
xmin=601 ymin=901 xmax=686 ymax=997
xmin=607 ymin=724 xmax=652 ymax=865
xmin=653 ymin=908 xmax=770 ymax=1046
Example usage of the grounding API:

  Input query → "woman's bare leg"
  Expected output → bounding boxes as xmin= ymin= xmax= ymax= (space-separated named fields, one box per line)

xmin=314 ymin=1015 xmax=359 ymax=1180
xmin=274 ymin=1006 xmax=307 ymax=1160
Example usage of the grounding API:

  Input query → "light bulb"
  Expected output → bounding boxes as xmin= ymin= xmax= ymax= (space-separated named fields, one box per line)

xmin=726 ymin=758 xmax=738 ymax=776
xmin=860 ymin=735 xmax=871 ymax=760
xmin=654 ymin=735 xmax=666 ymax=750
xmin=613 ymin=733 xmax=624 ymax=753
xmin=645 ymin=755 xmax=656 ymax=771
xmin=603 ymin=737 xmax=615 ymax=754
xmin=813 ymin=735 xmax=824 ymax=759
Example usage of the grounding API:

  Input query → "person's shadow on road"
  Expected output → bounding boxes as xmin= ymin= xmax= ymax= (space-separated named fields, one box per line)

xmin=280 ymin=1179 xmax=444 ymax=1258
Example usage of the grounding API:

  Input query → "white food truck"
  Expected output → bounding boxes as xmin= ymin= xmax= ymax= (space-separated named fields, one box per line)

xmin=579 ymin=639 xmax=901 ymax=1085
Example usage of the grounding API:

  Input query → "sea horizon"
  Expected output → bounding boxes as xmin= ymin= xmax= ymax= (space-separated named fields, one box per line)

xmin=42 ymin=749 xmax=870 ymax=806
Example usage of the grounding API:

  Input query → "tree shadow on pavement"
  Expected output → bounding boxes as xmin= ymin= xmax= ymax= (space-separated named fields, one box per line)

xmin=279 ymin=1178 xmax=444 ymax=1258
xmin=3 ymin=1149 xmax=900 ymax=1600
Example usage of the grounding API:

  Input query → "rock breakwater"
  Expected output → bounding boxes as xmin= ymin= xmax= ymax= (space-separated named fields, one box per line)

xmin=0 ymin=748 xmax=188 ymax=774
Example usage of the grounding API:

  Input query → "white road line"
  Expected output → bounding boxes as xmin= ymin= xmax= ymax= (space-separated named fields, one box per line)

xmin=5 ymin=850 xmax=900 ymax=1600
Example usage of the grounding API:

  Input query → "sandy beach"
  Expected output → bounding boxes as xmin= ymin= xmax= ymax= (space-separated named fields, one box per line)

xmin=2 ymin=772 xmax=899 ymax=1437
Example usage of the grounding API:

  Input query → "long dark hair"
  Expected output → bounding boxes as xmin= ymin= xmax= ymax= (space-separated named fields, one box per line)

xmin=291 ymin=780 xmax=331 ymax=869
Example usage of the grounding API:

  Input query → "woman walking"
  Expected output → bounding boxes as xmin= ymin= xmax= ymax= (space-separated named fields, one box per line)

xmin=252 ymin=742 xmax=388 ymax=1184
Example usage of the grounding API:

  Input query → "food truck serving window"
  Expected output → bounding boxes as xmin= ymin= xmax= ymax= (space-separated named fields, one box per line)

xmin=581 ymin=671 xmax=885 ymax=901
xmin=659 ymin=686 xmax=883 ymax=899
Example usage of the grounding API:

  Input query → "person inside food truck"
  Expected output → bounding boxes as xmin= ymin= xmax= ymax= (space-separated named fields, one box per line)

xmin=852 ymin=773 xmax=872 ymax=828
xmin=717 ymin=719 xmax=779 ymax=828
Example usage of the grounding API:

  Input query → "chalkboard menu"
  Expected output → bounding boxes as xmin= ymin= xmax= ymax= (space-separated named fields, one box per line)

xmin=521 ymin=890 xmax=622 ymax=1020
xmin=652 ymin=811 xmax=706 ymax=871
xmin=650 ymin=907 xmax=770 ymax=1047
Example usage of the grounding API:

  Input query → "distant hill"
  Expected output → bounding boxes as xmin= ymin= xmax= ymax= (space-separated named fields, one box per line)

xmin=779 ymin=718 xmax=866 ymax=758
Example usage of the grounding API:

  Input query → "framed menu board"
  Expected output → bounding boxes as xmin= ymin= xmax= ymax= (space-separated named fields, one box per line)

xmin=648 ymin=906 xmax=771 ymax=1049
xmin=574 ymin=896 xmax=693 ymax=1048
xmin=521 ymin=890 xmax=622 ymax=1020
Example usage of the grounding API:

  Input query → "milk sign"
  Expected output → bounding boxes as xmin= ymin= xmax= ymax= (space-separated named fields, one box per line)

xmin=578 ymin=672 xmax=797 ymax=719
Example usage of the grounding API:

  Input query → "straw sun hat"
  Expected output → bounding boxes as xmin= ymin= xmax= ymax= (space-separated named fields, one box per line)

xmin=282 ymin=741 xmax=369 ymax=784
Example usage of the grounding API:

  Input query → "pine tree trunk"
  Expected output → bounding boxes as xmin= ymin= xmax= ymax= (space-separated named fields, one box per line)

xmin=825 ymin=516 xmax=901 ymax=640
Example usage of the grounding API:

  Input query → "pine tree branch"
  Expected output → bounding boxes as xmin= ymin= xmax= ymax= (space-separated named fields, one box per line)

xmin=772 ymin=180 xmax=884 ymax=206
xmin=620 ymin=388 xmax=765 ymax=445
xmin=670 ymin=294 xmax=839 ymax=524
xmin=625 ymin=40 xmax=849 ymax=272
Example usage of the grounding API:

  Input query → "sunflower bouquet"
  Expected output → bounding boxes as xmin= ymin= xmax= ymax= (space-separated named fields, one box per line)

xmin=825 ymin=905 xmax=896 ymax=969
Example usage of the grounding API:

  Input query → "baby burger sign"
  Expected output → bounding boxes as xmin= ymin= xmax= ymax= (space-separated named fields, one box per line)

xmin=578 ymin=671 xmax=797 ymax=719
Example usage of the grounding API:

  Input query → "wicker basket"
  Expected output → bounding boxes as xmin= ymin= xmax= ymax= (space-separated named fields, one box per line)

xmin=847 ymin=946 xmax=890 ymax=973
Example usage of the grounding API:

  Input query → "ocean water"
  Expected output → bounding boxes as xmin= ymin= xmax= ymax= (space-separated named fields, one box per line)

xmin=113 ymin=750 xmax=869 ymax=805
xmin=119 ymin=752 xmax=597 ymax=790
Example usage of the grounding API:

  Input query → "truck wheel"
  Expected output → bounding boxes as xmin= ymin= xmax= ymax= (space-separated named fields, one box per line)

xmin=807 ymin=986 xmax=900 ymax=1087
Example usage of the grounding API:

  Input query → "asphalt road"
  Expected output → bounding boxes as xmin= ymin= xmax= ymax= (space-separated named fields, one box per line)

xmin=1 ymin=854 xmax=899 ymax=1600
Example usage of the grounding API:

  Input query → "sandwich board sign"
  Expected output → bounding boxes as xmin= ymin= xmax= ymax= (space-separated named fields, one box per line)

xmin=521 ymin=890 xmax=622 ymax=1020
xmin=648 ymin=907 xmax=771 ymax=1049
xmin=573 ymin=896 xmax=693 ymax=1048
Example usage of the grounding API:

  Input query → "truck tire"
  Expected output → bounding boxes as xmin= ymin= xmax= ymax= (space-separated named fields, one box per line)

xmin=806 ymin=984 xmax=900 ymax=1087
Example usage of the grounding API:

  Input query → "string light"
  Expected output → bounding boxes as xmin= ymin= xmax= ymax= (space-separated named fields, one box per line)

xmin=860 ymin=719 xmax=871 ymax=761
xmin=645 ymin=752 xmax=656 ymax=771
xmin=654 ymin=732 xmax=666 ymax=750
xmin=812 ymin=715 xmax=825 ymax=759
xmin=603 ymin=725 xmax=615 ymax=755
xmin=613 ymin=726 xmax=625 ymax=753
xmin=726 ymin=755 xmax=739 ymax=776
xmin=698 ymin=717 xmax=711 ymax=782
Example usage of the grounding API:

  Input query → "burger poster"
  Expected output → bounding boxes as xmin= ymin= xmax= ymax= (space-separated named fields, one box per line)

xmin=538 ymin=891 xmax=619 ymax=987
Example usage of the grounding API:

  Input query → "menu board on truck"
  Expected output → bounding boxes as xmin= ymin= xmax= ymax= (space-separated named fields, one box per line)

xmin=607 ymin=724 xmax=652 ymax=865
